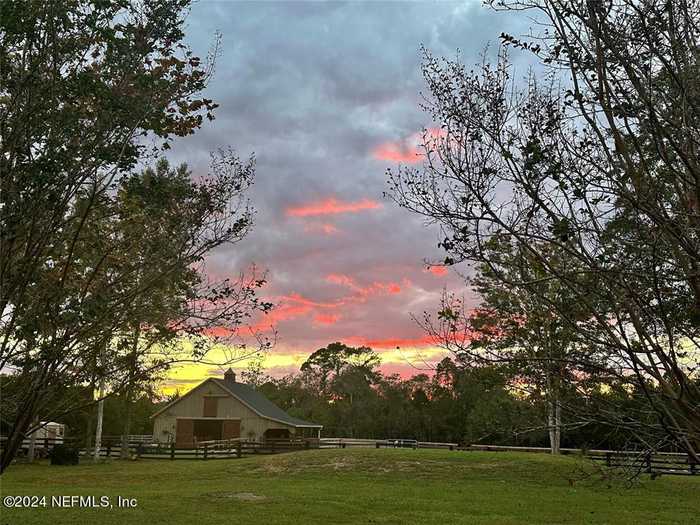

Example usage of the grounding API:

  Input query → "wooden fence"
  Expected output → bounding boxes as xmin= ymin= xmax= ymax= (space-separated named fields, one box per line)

xmin=1 ymin=436 xmax=76 ymax=459
xmin=101 ymin=434 xmax=154 ymax=443
xmin=456 ymin=444 xmax=698 ymax=476
xmin=587 ymin=450 xmax=697 ymax=476
xmin=318 ymin=439 xmax=696 ymax=476
xmin=320 ymin=438 xmax=458 ymax=450
xmin=82 ymin=437 xmax=317 ymax=460
xmin=11 ymin=434 xmax=695 ymax=476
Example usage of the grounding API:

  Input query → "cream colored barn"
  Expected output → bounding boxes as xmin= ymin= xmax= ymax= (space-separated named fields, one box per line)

xmin=152 ymin=369 xmax=322 ymax=447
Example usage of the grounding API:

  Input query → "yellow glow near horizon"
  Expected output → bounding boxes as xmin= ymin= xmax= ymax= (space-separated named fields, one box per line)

xmin=158 ymin=342 xmax=449 ymax=396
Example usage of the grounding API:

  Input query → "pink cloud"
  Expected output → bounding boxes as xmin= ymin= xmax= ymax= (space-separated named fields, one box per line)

xmin=426 ymin=265 xmax=449 ymax=277
xmin=314 ymin=313 xmax=340 ymax=325
xmin=372 ymin=127 xmax=447 ymax=164
xmin=325 ymin=273 xmax=406 ymax=298
xmin=372 ymin=142 xmax=422 ymax=164
xmin=303 ymin=222 xmax=340 ymax=235
xmin=286 ymin=197 xmax=381 ymax=217
xmin=344 ymin=334 xmax=438 ymax=349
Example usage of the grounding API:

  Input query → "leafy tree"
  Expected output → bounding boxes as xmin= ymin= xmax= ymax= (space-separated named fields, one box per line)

xmin=0 ymin=0 xmax=270 ymax=471
xmin=300 ymin=342 xmax=380 ymax=396
xmin=388 ymin=0 xmax=700 ymax=460
xmin=423 ymin=239 xmax=599 ymax=453
xmin=299 ymin=343 xmax=381 ymax=437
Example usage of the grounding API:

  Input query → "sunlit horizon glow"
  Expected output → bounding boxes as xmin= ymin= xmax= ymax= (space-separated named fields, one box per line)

xmin=159 ymin=340 xmax=450 ymax=396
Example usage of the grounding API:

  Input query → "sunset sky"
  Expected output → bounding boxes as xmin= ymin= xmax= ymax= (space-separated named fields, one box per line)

xmin=162 ymin=1 xmax=533 ymax=392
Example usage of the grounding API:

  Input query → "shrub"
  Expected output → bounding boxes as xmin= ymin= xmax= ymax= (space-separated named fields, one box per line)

xmin=49 ymin=444 xmax=79 ymax=465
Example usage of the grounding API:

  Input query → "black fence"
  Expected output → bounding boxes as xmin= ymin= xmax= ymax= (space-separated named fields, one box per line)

xmin=82 ymin=437 xmax=318 ymax=460
xmin=457 ymin=444 xmax=698 ymax=477
xmin=9 ymin=435 xmax=697 ymax=476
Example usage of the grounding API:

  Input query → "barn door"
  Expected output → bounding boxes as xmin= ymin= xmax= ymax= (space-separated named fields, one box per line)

xmin=222 ymin=419 xmax=240 ymax=439
xmin=175 ymin=419 xmax=194 ymax=448
xmin=203 ymin=397 xmax=218 ymax=417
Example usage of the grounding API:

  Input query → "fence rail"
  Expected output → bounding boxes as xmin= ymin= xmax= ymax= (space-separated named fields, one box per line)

xmin=12 ymin=434 xmax=695 ymax=476
xmin=101 ymin=434 xmax=153 ymax=443
xmin=320 ymin=438 xmax=457 ymax=450
xmin=455 ymin=444 xmax=697 ymax=476
xmin=318 ymin=439 xmax=696 ymax=476
xmin=79 ymin=437 xmax=318 ymax=461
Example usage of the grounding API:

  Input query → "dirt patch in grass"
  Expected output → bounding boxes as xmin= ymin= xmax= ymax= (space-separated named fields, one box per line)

xmin=205 ymin=492 xmax=267 ymax=502
xmin=232 ymin=492 xmax=266 ymax=501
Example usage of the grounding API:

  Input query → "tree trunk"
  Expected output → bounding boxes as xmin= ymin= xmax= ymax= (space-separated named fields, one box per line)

xmin=554 ymin=399 xmax=561 ymax=454
xmin=84 ymin=402 xmax=94 ymax=451
xmin=93 ymin=341 xmax=107 ymax=463
xmin=0 ymin=379 xmax=43 ymax=473
xmin=120 ymin=327 xmax=140 ymax=459
xmin=546 ymin=384 xmax=561 ymax=454
xmin=26 ymin=419 xmax=38 ymax=463
xmin=84 ymin=358 xmax=97 ymax=451
xmin=93 ymin=396 xmax=104 ymax=462
xmin=120 ymin=392 xmax=133 ymax=459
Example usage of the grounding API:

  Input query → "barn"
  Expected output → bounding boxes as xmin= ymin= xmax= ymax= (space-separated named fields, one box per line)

xmin=152 ymin=369 xmax=322 ymax=447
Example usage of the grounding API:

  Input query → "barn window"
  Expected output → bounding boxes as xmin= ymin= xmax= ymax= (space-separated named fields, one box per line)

xmin=203 ymin=396 xmax=218 ymax=417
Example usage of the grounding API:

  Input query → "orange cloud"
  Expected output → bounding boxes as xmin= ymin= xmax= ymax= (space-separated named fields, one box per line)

xmin=286 ymin=198 xmax=381 ymax=217
xmin=304 ymin=222 xmax=340 ymax=235
xmin=248 ymin=292 xmax=341 ymax=331
xmin=372 ymin=127 xmax=447 ymax=164
xmin=326 ymin=273 xmax=355 ymax=287
xmin=373 ymin=142 xmax=421 ymax=164
xmin=314 ymin=313 xmax=340 ymax=325
xmin=387 ymin=283 xmax=401 ymax=294
xmin=426 ymin=265 xmax=449 ymax=277
xmin=325 ymin=273 xmax=405 ymax=298
xmin=346 ymin=335 xmax=436 ymax=349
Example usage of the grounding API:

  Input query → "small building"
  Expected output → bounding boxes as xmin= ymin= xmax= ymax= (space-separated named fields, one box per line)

xmin=151 ymin=369 xmax=322 ymax=447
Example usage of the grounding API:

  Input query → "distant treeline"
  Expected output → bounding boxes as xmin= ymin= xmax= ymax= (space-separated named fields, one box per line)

xmin=253 ymin=343 xmax=662 ymax=450
xmin=6 ymin=341 xmax=676 ymax=452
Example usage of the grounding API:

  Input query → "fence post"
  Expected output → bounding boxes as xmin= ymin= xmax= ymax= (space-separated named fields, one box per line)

xmin=606 ymin=452 xmax=611 ymax=467
xmin=137 ymin=443 xmax=143 ymax=459
xmin=645 ymin=452 xmax=652 ymax=473
xmin=203 ymin=444 xmax=208 ymax=460
xmin=449 ymin=445 xmax=454 ymax=451
xmin=236 ymin=441 xmax=242 ymax=458
xmin=170 ymin=442 xmax=175 ymax=460
xmin=690 ymin=454 xmax=697 ymax=476
xmin=106 ymin=443 xmax=111 ymax=458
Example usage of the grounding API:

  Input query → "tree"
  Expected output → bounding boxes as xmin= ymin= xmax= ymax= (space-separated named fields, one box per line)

xmin=300 ymin=342 xmax=381 ymax=437
xmin=0 ymin=0 xmax=271 ymax=471
xmin=423 ymin=239 xmax=609 ymax=453
xmin=300 ymin=342 xmax=380 ymax=395
xmin=388 ymin=0 xmax=700 ymax=459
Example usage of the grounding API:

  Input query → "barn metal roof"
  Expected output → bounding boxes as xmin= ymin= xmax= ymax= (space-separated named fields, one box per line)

xmin=213 ymin=378 xmax=322 ymax=428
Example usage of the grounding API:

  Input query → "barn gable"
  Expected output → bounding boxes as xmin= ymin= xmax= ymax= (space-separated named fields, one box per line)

xmin=152 ymin=370 xmax=321 ymax=445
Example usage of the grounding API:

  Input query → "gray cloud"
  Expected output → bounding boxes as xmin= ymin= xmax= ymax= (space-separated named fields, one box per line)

xmin=165 ymin=0 xmax=533 ymax=367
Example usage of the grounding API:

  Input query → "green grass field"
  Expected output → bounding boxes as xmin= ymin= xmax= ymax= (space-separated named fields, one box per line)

xmin=1 ymin=448 xmax=698 ymax=524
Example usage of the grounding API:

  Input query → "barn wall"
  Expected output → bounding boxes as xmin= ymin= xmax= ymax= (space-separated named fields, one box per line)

xmin=152 ymin=379 xmax=297 ymax=443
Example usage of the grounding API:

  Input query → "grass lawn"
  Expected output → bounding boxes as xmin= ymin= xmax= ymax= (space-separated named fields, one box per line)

xmin=1 ymin=448 xmax=698 ymax=524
